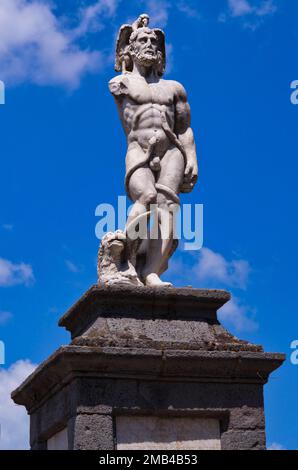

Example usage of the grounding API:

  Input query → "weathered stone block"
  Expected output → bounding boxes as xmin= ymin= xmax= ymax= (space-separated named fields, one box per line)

xmin=70 ymin=414 xmax=114 ymax=450
xmin=221 ymin=430 xmax=266 ymax=450
xmin=11 ymin=285 xmax=285 ymax=450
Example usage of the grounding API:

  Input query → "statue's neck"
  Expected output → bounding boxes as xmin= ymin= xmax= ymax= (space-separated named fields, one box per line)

xmin=132 ymin=62 xmax=157 ymax=82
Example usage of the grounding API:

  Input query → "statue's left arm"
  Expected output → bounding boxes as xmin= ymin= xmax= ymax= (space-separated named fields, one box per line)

xmin=174 ymin=82 xmax=198 ymax=192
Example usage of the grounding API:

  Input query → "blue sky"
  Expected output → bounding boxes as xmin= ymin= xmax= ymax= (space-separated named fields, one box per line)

xmin=0 ymin=0 xmax=297 ymax=450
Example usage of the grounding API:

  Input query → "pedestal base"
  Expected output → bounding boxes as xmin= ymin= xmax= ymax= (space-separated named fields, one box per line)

xmin=12 ymin=285 xmax=284 ymax=450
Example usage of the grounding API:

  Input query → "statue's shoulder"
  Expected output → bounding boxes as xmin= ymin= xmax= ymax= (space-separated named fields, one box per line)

xmin=160 ymin=79 xmax=187 ymax=99
xmin=108 ymin=73 xmax=132 ymax=97
xmin=168 ymin=79 xmax=187 ymax=97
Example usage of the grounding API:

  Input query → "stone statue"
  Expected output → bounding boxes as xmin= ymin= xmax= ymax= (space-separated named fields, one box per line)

xmin=97 ymin=14 xmax=198 ymax=287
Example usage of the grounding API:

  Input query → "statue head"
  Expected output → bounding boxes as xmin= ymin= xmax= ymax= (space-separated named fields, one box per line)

xmin=115 ymin=15 xmax=166 ymax=76
xmin=129 ymin=27 xmax=161 ymax=70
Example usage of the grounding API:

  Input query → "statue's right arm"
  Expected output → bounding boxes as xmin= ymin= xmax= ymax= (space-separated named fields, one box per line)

xmin=108 ymin=76 xmax=131 ymax=135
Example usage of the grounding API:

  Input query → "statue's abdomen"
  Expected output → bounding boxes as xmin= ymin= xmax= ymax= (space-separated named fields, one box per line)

xmin=125 ymin=103 xmax=175 ymax=152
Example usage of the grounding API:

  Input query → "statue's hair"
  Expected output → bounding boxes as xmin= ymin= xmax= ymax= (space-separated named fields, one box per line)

xmin=129 ymin=26 xmax=154 ymax=44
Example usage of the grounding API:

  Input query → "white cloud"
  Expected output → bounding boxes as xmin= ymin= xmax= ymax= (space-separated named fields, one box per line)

xmin=268 ymin=442 xmax=286 ymax=450
xmin=227 ymin=0 xmax=276 ymax=18
xmin=144 ymin=0 xmax=170 ymax=28
xmin=0 ymin=258 xmax=34 ymax=287
xmin=0 ymin=0 xmax=277 ymax=89
xmin=254 ymin=0 xmax=277 ymax=16
xmin=0 ymin=311 xmax=13 ymax=325
xmin=0 ymin=360 xmax=37 ymax=450
xmin=218 ymin=297 xmax=258 ymax=332
xmin=177 ymin=2 xmax=200 ymax=19
xmin=136 ymin=0 xmax=201 ymax=28
xmin=0 ymin=0 xmax=118 ymax=88
xmin=194 ymin=248 xmax=257 ymax=331
xmin=194 ymin=247 xmax=250 ymax=289
xmin=167 ymin=247 xmax=257 ymax=331
xmin=228 ymin=0 xmax=253 ymax=16
xmin=72 ymin=0 xmax=119 ymax=38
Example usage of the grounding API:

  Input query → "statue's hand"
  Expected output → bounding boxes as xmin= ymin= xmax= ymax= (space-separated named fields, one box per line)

xmin=182 ymin=161 xmax=198 ymax=192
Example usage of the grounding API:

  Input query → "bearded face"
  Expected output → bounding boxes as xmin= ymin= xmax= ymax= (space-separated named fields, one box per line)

xmin=130 ymin=29 xmax=159 ymax=67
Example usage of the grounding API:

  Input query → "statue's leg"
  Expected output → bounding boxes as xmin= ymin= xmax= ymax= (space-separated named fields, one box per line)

xmin=126 ymin=165 xmax=157 ymax=229
xmin=142 ymin=147 xmax=184 ymax=287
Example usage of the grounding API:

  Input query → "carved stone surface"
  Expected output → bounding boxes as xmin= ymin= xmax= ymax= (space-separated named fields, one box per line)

xmin=11 ymin=285 xmax=285 ymax=450
xmin=97 ymin=231 xmax=142 ymax=286
xmin=116 ymin=416 xmax=221 ymax=450
xmin=58 ymin=285 xmax=260 ymax=352
xmin=98 ymin=14 xmax=199 ymax=288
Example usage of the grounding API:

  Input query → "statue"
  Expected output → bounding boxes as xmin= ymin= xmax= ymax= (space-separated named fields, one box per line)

xmin=97 ymin=14 xmax=198 ymax=287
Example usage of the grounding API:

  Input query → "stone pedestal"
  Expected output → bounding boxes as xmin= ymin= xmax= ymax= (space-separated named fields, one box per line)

xmin=12 ymin=285 xmax=284 ymax=450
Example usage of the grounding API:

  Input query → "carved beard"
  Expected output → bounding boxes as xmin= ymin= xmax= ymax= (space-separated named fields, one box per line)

xmin=133 ymin=49 xmax=158 ymax=67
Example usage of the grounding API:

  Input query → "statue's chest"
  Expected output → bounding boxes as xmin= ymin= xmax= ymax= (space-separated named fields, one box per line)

xmin=127 ymin=81 xmax=173 ymax=106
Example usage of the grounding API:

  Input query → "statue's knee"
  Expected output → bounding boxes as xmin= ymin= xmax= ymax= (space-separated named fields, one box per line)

xmin=157 ymin=192 xmax=179 ymax=212
xmin=140 ymin=190 xmax=157 ymax=207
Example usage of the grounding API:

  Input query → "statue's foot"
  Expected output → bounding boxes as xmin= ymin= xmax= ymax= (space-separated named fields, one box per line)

xmin=144 ymin=273 xmax=172 ymax=287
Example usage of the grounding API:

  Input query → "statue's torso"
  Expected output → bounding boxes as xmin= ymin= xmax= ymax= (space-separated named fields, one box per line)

xmin=109 ymin=74 xmax=179 ymax=152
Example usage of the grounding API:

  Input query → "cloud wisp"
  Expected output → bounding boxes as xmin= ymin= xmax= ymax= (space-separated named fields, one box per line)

xmin=177 ymin=1 xmax=200 ymax=19
xmin=65 ymin=259 xmax=80 ymax=273
xmin=2 ymin=224 xmax=14 ymax=231
xmin=219 ymin=0 xmax=277 ymax=29
xmin=267 ymin=442 xmax=286 ymax=450
xmin=0 ymin=0 xmax=278 ymax=88
xmin=0 ymin=258 xmax=34 ymax=287
xmin=218 ymin=296 xmax=258 ymax=332
xmin=167 ymin=247 xmax=257 ymax=332
xmin=0 ymin=360 xmax=37 ymax=450
xmin=144 ymin=0 xmax=170 ymax=28
xmin=194 ymin=247 xmax=250 ymax=290
xmin=228 ymin=0 xmax=276 ymax=17
xmin=0 ymin=0 xmax=118 ymax=88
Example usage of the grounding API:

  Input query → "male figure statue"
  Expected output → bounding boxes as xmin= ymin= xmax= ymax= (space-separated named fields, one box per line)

xmin=109 ymin=14 xmax=198 ymax=287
